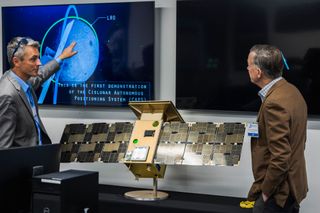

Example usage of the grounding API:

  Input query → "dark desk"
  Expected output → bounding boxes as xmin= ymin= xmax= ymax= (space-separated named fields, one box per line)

xmin=99 ymin=185 xmax=252 ymax=213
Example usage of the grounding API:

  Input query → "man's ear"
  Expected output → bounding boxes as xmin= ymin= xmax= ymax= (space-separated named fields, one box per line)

xmin=12 ymin=56 xmax=20 ymax=68
xmin=256 ymin=67 xmax=262 ymax=79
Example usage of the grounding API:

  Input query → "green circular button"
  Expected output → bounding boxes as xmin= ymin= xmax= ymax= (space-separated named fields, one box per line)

xmin=153 ymin=121 xmax=159 ymax=127
xmin=133 ymin=139 xmax=139 ymax=144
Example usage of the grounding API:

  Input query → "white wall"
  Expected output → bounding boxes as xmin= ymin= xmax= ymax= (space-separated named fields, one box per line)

xmin=1 ymin=0 xmax=319 ymax=212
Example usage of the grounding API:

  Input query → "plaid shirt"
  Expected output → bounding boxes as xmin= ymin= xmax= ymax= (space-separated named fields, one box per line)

xmin=258 ymin=77 xmax=282 ymax=102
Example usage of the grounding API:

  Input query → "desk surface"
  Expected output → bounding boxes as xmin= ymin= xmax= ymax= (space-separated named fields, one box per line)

xmin=99 ymin=185 xmax=252 ymax=213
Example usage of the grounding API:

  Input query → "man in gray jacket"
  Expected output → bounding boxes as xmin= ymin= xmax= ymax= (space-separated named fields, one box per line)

xmin=0 ymin=37 xmax=77 ymax=148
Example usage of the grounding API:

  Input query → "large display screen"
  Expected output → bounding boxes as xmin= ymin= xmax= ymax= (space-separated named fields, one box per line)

xmin=176 ymin=0 xmax=320 ymax=116
xmin=2 ymin=2 xmax=154 ymax=106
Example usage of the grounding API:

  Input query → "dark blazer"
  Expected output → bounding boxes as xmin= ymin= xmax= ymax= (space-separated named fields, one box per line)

xmin=248 ymin=79 xmax=308 ymax=207
xmin=0 ymin=60 xmax=60 ymax=148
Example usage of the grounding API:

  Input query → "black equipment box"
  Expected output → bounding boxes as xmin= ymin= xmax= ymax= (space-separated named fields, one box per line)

xmin=32 ymin=170 xmax=98 ymax=213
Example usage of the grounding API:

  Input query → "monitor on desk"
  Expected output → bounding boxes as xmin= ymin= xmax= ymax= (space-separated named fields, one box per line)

xmin=0 ymin=144 xmax=61 ymax=212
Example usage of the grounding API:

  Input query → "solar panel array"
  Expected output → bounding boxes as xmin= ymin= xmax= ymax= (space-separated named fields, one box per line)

xmin=60 ymin=122 xmax=246 ymax=166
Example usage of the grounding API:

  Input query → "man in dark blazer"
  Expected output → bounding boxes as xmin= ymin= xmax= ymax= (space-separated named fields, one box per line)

xmin=0 ymin=37 xmax=77 ymax=148
xmin=246 ymin=45 xmax=308 ymax=213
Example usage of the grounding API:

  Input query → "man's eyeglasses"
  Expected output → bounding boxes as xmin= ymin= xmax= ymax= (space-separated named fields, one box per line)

xmin=11 ymin=38 xmax=29 ymax=62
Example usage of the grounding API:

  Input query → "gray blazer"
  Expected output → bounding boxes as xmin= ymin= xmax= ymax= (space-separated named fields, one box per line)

xmin=0 ymin=60 xmax=60 ymax=148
